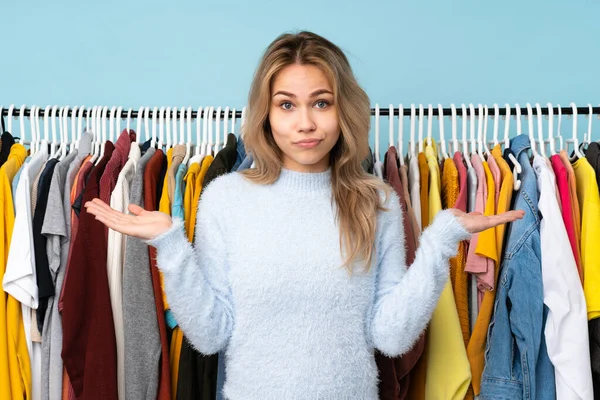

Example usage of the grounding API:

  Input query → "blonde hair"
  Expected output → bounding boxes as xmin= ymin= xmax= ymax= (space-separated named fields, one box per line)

xmin=242 ymin=31 xmax=391 ymax=273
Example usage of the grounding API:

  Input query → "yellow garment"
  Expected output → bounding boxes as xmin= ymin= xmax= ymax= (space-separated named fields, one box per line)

xmin=1 ymin=144 xmax=30 ymax=400
xmin=183 ymin=162 xmax=201 ymax=241
xmin=572 ymin=157 xmax=600 ymax=320
xmin=467 ymin=144 xmax=513 ymax=395
xmin=189 ymin=155 xmax=214 ymax=242
xmin=424 ymin=144 xmax=472 ymax=400
xmin=158 ymin=148 xmax=174 ymax=310
xmin=170 ymin=327 xmax=183 ymax=399
xmin=474 ymin=161 xmax=498 ymax=285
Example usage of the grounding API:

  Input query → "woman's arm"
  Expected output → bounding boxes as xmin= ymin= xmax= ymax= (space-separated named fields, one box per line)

xmin=145 ymin=187 xmax=234 ymax=355
xmin=367 ymin=193 xmax=471 ymax=357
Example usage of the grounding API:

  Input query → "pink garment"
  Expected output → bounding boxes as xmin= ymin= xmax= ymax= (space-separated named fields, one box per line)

xmin=487 ymin=153 xmax=501 ymax=212
xmin=465 ymin=155 xmax=495 ymax=305
xmin=453 ymin=152 xmax=468 ymax=212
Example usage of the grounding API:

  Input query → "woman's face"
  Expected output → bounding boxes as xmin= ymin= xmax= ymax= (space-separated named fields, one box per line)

xmin=269 ymin=63 xmax=340 ymax=173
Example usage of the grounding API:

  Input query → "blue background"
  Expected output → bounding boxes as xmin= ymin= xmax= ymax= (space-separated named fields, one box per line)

xmin=1 ymin=0 xmax=599 ymax=156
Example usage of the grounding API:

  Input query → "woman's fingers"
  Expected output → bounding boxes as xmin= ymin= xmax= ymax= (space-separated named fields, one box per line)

xmin=454 ymin=208 xmax=525 ymax=234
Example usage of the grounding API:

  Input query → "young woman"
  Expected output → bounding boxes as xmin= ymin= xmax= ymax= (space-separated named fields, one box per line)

xmin=85 ymin=31 xmax=523 ymax=399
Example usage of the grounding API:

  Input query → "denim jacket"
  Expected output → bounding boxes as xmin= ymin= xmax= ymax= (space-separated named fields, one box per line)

xmin=480 ymin=135 xmax=555 ymax=399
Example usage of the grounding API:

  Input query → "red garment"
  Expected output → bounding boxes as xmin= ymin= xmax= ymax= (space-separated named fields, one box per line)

xmin=376 ymin=146 xmax=424 ymax=400
xmin=61 ymin=142 xmax=117 ymax=400
xmin=453 ymin=151 xmax=468 ymax=212
xmin=550 ymin=154 xmax=583 ymax=282
xmin=144 ymin=149 xmax=172 ymax=400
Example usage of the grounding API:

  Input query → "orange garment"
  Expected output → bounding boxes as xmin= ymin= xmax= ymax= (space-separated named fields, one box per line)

xmin=189 ymin=155 xmax=214 ymax=241
xmin=467 ymin=144 xmax=513 ymax=396
xmin=417 ymin=152 xmax=429 ymax=228
xmin=560 ymin=150 xmax=582 ymax=274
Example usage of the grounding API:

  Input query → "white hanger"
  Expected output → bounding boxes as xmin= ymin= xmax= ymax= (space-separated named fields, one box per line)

xmin=89 ymin=106 xmax=99 ymax=163
xmin=207 ymin=106 xmax=215 ymax=156
xmin=241 ymin=106 xmax=247 ymax=140
xmin=126 ymin=108 xmax=132 ymax=136
xmin=438 ymin=104 xmax=449 ymax=159
xmin=461 ymin=104 xmax=473 ymax=169
xmin=374 ymin=104 xmax=381 ymax=163
xmin=182 ymin=107 xmax=192 ymax=166
xmin=18 ymin=105 xmax=26 ymax=145
xmin=482 ymin=105 xmax=491 ymax=158
xmin=397 ymin=104 xmax=404 ymax=166
xmin=535 ymin=103 xmax=546 ymax=158
xmin=136 ymin=106 xmax=144 ymax=142
xmin=152 ymin=106 xmax=159 ymax=149
xmin=144 ymin=107 xmax=152 ymax=146
xmin=42 ymin=105 xmax=52 ymax=156
xmin=450 ymin=104 xmax=459 ymax=155
xmin=547 ymin=103 xmax=556 ymax=156
xmin=476 ymin=104 xmax=485 ymax=161
xmin=567 ymin=102 xmax=583 ymax=160
xmin=7 ymin=104 xmax=16 ymax=134
xmin=469 ymin=104 xmax=477 ymax=158
xmin=388 ymin=104 xmax=394 ymax=149
xmin=178 ymin=107 xmax=185 ymax=147
xmin=115 ymin=106 xmax=123 ymax=135
xmin=586 ymin=104 xmax=593 ymax=144
xmin=426 ymin=104 xmax=433 ymax=148
xmin=70 ymin=106 xmax=78 ymax=154
xmin=409 ymin=104 xmax=416 ymax=160
xmin=109 ymin=106 xmax=117 ymax=143
xmin=50 ymin=105 xmax=59 ymax=158
xmin=165 ymin=107 xmax=172 ymax=151
xmin=418 ymin=104 xmax=424 ymax=153
xmin=223 ymin=106 xmax=230 ymax=151
xmin=188 ymin=107 xmax=203 ymax=167
xmin=29 ymin=105 xmax=37 ymax=155
xmin=526 ymin=103 xmax=539 ymax=157
xmin=174 ymin=107 xmax=182 ymax=147
xmin=159 ymin=106 xmax=166 ymax=151
xmin=214 ymin=106 xmax=222 ymax=154
xmin=492 ymin=104 xmax=500 ymax=148
xmin=95 ymin=106 xmax=108 ymax=165
xmin=0 ymin=106 xmax=3 ymax=133
xmin=59 ymin=106 xmax=68 ymax=159
xmin=503 ymin=105 xmax=522 ymax=191
xmin=231 ymin=108 xmax=237 ymax=138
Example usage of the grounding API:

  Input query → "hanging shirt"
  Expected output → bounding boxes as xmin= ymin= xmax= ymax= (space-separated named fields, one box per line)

xmin=559 ymin=150 xmax=582 ymax=260
xmin=183 ymin=162 xmax=201 ymax=240
xmin=417 ymin=152 xmax=429 ymax=229
xmin=467 ymin=144 xmax=514 ymax=396
xmin=533 ymin=154 xmax=593 ymax=400
xmin=424 ymin=143 xmax=472 ymax=400
xmin=144 ymin=149 xmax=172 ymax=400
xmin=167 ymin=144 xmax=186 ymax=207
xmin=0 ymin=143 xmax=29 ymax=400
xmin=107 ymin=141 xmax=141 ymax=400
xmin=123 ymin=147 xmax=162 ymax=400
xmin=61 ymin=141 xmax=118 ymax=399
xmin=572 ymin=156 xmax=600 ymax=320
xmin=408 ymin=156 xmax=422 ymax=231
xmin=550 ymin=154 xmax=582 ymax=282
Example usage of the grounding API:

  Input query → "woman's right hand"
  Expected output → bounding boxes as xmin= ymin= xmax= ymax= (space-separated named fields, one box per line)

xmin=84 ymin=198 xmax=173 ymax=241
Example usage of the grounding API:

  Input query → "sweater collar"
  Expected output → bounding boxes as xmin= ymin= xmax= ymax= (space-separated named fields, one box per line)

xmin=275 ymin=167 xmax=332 ymax=193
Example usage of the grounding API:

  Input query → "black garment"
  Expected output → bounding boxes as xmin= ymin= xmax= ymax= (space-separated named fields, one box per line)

xmin=362 ymin=146 xmax=374 ymax=174
xmin=203 ymin=133 xmax=238 ymax=189
xmin=0 ymin=131 xmax=15 ymax=167
xmin=585 ymin=142 xmax=600 ymax=190
xmin=141 ymin=138 xmax=153 ymax=154
xmin=33 ymin=158 xmax=60 ymax=333
xmin=177 ymin=338 xmax=218 ymax=400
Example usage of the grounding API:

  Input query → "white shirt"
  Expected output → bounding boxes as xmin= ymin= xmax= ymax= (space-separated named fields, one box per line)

xmin=408 ymin=155 xmax=422 ymax=230
xmin=533 ymin=154 xmax=593 ymax=400
xmin=107 ymin=142 xmax=141 ymax=400
xmin=3 ymin=146 xmax=49 ymax=400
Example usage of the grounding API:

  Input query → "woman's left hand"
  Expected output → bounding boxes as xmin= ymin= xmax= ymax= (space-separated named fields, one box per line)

xmin=448 ymin=208 xmax=525 ymax=234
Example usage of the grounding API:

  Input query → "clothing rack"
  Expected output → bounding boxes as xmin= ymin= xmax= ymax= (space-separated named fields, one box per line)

xmin=2 ymin=105 xmax=600 ymax=119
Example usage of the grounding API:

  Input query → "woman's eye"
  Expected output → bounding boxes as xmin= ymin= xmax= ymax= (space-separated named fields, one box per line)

xmin=315 ymin=100 xmax=330 ymax=109
xmin=281 ymin=102 xmax=293 ymax=110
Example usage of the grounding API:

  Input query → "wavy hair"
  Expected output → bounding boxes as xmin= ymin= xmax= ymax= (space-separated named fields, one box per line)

xmin=241 ymin=31 xmax=391 ymax=273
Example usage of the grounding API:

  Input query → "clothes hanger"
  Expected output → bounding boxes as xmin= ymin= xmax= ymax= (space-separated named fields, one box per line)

xmin=492 ymin=104 xmax=500 ymax=148
xmin=59 ymin=105 xmax=69 ymax=159
xmin=374 ymin=104 xmax=381 ymax=165
xmin=387 ymin=104 xmax=394 ymax=149
xmin=144 ymin=107 xmax=152 ymax=146
xmin=136 ymin=106 xmax=143 ymax=143
xmin=426 ymin=104 xmax=433 ymax=148
xmin=109 ymin=106 xmax=117 ymax=145
xmin=397 ymin=104 xmax=405 ymax=166
xmin=438 ymin=104 xmax=449 ymax=159
xmin=504 ymin=104 xmax=522 ymax=191
xmin=476 ymin=104 xmax=485 ymax=162
xmin=42 ymin=105 xmax=52 ymax=156
xmin=33 ymin=105 xmax=42 ymax=155
xmin=6 ymin=104 xmax=15 ymax=133
xmin=164 ymin=106 xmax=171 ymax=151
xmin=170 ymin=107 xmax=177 ymax=149
xmin=125 ymin=107 xmax=132 ymax=136
xmin=159 ymin=106 xmax=166 ymax=151
xmin=29 ymin=105 xmax=38 ymax=155
xmin=18 ymin=104 xmax=26 ymax=146
xmin=450 ymin=104 xmax=459 ymax=155
xmin=469 ymin=104 xmax=477 ymax=160
xmin=76 ymin=106 xmax=85 ymax=149
xmin=50 ymin=105 xmax=59 ymax=158
xmin=188 ymin=106 xmax=203 ymax=167
xmin=231 ymin=107 xmax=237 ymax=139
xmin=0 ymin=106 xmax=3 ymax=134
xmin=95 ymin=106 xmax=108 ymax=165
xmin=526 ymin=103 xmax=539 ymax=157
xmin=409 ymin=104 xmax=416 ymax=160
xmin=214 ymin=106 xmax=222 ymax=154
xmin=115 ymin=106 xmax=123 ymax=135
xmin=152 ymin=106 xmax=159 ymax=149
xmin=535 ymin=103 xmax=546 ymax=158
xmin=555 ymin=104 xmax=564 ymax=151
xmin=461 ymin=104 xmax=473 ymax=169
xmin=241 ymin=106 xmax=247 ymax=140
xmin=585 ymin=103 xmax=593 ymax=145
xmin=418 ymin=104 xmax=424 ymax=153
xmin=182 ymin=107 xmax=192 ymax=166
xmin=482 ymin=105 xmax=491 ymax=158
xmin=207 ymin=106 xmax=215 ymax=156
xmin=174 ymin=107 xmax=182 ymax=148
xmin=567 ymin=102 xmax=583 ymax=161
xmin=547 ymin=103 xmax=556 ymax=156
xmin=223 ymin=106 xmax=230 ymax=151
xmin=90 ymin=106 xmax=100 ymax=163
xmin=69 ymin=106 xmax=78 ymax=154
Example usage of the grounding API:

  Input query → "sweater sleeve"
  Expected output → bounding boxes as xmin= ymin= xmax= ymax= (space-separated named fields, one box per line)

xmin=367 ymin=192 xmax=471 ymax=357
xmin=145 ymin=185 xmax=234 ymax=355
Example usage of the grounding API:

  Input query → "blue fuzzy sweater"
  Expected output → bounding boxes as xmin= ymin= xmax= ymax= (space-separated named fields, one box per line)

xmin=146 ymin=167 xmax=471 ymax=400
